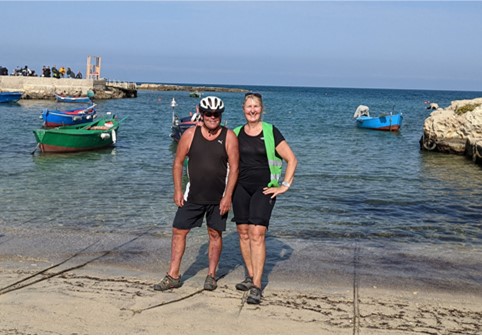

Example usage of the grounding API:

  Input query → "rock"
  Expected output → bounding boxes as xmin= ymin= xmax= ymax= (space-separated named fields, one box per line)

xmin=137 ymin=83 xmax=247 ymax=93
xmin=465 ymin=137 xmax=482 ymax=164
xmin=420 ymin=98 xmax=482 ymax=158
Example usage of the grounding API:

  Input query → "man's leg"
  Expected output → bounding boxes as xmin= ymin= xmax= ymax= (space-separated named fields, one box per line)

xmin=207 ymin=227 xmax=223 ymax=277
xmin=168 ymin=227 xmax=190 ymax=278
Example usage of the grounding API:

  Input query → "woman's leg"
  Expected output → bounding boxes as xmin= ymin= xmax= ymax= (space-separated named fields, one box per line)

xmin=248 ymin=224 xmax=267 ymax=289
xmin=237 ymin=224 xmax=253 ymax=277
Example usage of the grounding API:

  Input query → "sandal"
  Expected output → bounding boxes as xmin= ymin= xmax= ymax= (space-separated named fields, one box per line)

xmin=204 ymin=274 xmax=217 ymax=291
xmin=247 ymin=286 xmax=262 ymax=304
xmin=235 ymin=276 xmax=253 ymax=291
xmin=153 ymin=274 xmax=182 ymax=291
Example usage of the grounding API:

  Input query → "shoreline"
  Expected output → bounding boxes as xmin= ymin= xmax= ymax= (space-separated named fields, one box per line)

xmin=0 ymin=226 xmax=481 ymax=334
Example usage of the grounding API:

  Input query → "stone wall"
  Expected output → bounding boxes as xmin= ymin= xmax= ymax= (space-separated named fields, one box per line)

xmin=0 ymin=76 xmax=130 ymax=99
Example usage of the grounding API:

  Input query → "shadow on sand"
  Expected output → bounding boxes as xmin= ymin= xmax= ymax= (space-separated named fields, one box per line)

xmin=182 ymin=231 xmax=293 ymax=289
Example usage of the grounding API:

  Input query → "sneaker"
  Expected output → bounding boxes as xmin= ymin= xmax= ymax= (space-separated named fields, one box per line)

xmin=247 ymin=286 xmax=262 ymax=304
xmin=153 ymin=274 xmax=182 ymax=291
xmin=203 ymin=274 xmax=217 ymax=291
xmin=235 ymin=276 xmax=253 ymax=291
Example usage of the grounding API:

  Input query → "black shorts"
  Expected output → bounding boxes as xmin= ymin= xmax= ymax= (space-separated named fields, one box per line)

xmin=173 ymin=202 xmax=227 ymax=231
xmin=232 ymin=183 xmax=276 ymax=228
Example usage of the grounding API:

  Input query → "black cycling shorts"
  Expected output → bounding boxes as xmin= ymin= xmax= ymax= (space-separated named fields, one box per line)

xmin=173 ymin=202 xmax=227 ymax=231
xmin=232 ymin=183 xmax=276 ymax=228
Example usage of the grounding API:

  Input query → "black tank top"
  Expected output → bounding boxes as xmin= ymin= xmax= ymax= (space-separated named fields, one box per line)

xmin=186 ymin=126 xmax=228 ymax=204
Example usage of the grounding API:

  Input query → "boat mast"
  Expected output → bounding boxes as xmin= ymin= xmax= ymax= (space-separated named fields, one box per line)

xmin=171 ymin=97 xmax=178 ymax=124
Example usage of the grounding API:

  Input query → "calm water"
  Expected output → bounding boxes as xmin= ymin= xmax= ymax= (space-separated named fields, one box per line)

xmin=1 ymin=85 xmax=482 ymax=249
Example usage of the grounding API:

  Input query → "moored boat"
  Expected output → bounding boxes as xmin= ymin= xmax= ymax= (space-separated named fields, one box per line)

xmin=353 ymin=105 xmax=403 ymax=131
xmin=0 ymin=91 xmax=22 ymax=103
xmin=171 ymin=115 xmax=199 ymax=142
xmin=55 ymin=94 xmax=92 ymax=103
xmin=33 ymin=115 xmax=124 ymax=153
xmin=169 ymin=98 xmax=200 ymax=142
xmin=189 ymin=91 xmax=201 ymax=98
xmin=41 ymin=104 xmax=97 ymax=127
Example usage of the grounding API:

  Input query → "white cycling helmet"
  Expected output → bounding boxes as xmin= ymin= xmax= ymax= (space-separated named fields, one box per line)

xmin=199 ymin=96 xmax=225 ymax=114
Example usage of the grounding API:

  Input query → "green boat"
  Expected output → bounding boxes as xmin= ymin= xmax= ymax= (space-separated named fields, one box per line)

xmin=33 ymin=115 xmax=123 ymax=153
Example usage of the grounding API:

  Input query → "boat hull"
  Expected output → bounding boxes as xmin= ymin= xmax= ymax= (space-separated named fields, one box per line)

xmin=355 ymin=114 xmax=403 ymax=131
xmin=33 ymin=117 xmax=119 ymax=153
xmin=42 ymin=105 xmax=96 ymax=127
xmin=170 ymin=115 xmax=197 ymax=142
xmin=55 ymin=94 xmax=92 ymax=103
xmin=0 ymin=92 xmax=22 ymax=103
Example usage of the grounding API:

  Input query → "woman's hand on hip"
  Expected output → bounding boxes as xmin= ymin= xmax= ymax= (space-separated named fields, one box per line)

xmin=263 ymin=185 xmax=289 ymax=199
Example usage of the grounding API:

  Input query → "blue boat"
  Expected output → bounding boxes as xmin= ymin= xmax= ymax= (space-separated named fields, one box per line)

xmin=170 ymin=115 xmax=199 ymax=142
xmin=353 ymin=105 xmax=403 ymax=131
xmin=41 ymin=104 xmax=96 ymax=127
xmin=0 ymin=91 xmax=22 ymax=103
xmin=55 ymin=94 xmax=92 ymax=103
xmin=169 ymin=98 xmax=200 ymax=142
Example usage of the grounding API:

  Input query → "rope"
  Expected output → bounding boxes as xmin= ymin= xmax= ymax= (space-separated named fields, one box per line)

xmin=352 ymin=242 xmax=361 ymax=335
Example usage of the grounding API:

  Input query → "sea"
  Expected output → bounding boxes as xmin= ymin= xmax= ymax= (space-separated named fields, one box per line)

xmin=1 ymin=85 xmax=481 ymax=289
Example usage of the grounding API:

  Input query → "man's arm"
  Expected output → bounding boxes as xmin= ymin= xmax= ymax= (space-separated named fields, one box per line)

xmin=172 ymin=127 xmax=195 ymax=207
xmin=219 ymin=129 xmax=239 ymax=215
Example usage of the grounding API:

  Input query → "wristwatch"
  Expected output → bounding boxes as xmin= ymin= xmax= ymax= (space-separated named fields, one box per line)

xmin=281 ymin=181 xmax=291 ymax=188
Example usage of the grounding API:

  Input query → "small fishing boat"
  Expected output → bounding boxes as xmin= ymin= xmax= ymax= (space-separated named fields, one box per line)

xmin=189 ymin=91 xmax=201 ymax=98
xmin=169 ymin=98 xmax=200 ymax=142
xmin=55 ymin=94 xmax=92 ymax=103
xmin=41 ymin=105 xmax=97 ymax=127
xmin=353 ymin=105 xmax=403 ymax=131
xmin=0 ymin=91 xmax=22 ymax=103
xmin=171 ymin=115 xmax=200 ymax=142
xmin=33 ymin=114 xmax=124 ymax=153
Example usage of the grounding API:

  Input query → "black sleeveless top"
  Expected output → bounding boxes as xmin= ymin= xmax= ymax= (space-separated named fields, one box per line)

xmin=186 ymin=126 xmax=228 ymax=204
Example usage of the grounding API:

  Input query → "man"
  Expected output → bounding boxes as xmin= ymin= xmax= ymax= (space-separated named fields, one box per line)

xmin=154 ymin=96 xmax=239 ymax=291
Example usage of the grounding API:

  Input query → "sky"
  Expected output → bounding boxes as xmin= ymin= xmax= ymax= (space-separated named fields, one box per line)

xmin=1 ymin=1 xmax=482 ymax=91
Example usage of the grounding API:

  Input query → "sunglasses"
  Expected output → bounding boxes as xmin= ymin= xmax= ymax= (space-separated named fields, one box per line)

xmin=203 ymin=111 xmax=221 ymax=118
xmin=244 ymin=92 xmax=262 ymax=98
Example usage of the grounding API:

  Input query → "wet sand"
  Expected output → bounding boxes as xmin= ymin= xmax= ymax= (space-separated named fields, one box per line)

xmin=0 ymin=226 xmax=481 ymax=334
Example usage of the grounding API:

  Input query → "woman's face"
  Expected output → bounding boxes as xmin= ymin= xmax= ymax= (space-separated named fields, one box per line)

xmin=243 ymin=97 xmax=263 ymax=122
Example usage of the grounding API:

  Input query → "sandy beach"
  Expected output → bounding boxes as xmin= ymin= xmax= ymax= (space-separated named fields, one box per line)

xmin=0 ymin=226 xmax=481 ymax=335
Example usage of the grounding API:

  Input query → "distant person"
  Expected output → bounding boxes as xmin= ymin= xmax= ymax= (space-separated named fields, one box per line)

xmin=66 ymin=67 xmax=75 ymax=78
xmin=232 ymin=92 xmax=298 ymax=304
xmin=75 ymin=71 xmax=82 ymax=79
xmin=59 ymin=66 xmax=66 ymax=77
xmin=22 ymin=65 xmax=31 ymax=76
xmin=51 ymin=66 xmax=60 ymax=79
xmin=153 ymin=96 xmax=239 ymax=292
xmin=0 ymin=66 xmax=8 ymax=76
xmin=42 ymin=66 xmax=51 ymax=78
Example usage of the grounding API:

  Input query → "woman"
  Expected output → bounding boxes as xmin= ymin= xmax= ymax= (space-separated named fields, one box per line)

xmin=232 ymin=92 xmax=298 ymax=304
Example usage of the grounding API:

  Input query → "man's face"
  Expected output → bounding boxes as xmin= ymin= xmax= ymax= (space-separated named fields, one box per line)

xmin=202 ymin=111 xmax=222 ymax=130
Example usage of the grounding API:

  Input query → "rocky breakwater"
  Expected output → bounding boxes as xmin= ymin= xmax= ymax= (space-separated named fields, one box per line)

xmin=420 ymin=97 xmax=482 ymax=165
xmin=0 ymin=76 xmax=133 ymax=100
xmin=137 ymin=83 xmax=247 ymax=93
